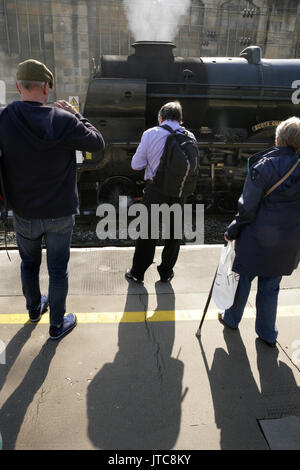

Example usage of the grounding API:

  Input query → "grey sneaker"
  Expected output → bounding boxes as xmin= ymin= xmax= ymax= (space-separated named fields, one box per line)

xmin=49 ymin=313 xmax=77 ymax=340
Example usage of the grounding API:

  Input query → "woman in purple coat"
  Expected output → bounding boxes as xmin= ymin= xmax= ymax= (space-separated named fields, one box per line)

xmin=220 ymin=117 xmax=300 ymax=347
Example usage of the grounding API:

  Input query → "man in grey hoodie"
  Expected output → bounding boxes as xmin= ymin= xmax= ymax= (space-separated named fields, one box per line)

xmin=0 ymin=59 xmax=104 ymax=339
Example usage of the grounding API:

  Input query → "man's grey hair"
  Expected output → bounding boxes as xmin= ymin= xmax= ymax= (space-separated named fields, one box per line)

xmin=158 ymin=101 xmax=183 ymax=124
xmin=17 ymin=79 xmax=46 ymax=91
xmin=276 ymin=116 xmax=300 ymax=152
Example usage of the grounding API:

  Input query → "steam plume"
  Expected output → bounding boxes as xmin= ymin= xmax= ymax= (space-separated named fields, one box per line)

xmin=123 ymin=0 xmax=191 ymax=42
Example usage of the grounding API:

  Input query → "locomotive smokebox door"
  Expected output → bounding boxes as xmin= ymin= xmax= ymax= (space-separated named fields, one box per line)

xmin=84 ymin=78 xmax=146 ymax=145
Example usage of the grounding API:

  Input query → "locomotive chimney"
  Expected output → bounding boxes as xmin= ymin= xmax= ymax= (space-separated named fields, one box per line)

xmin=132 ymin=41 xmax=176 ymax=58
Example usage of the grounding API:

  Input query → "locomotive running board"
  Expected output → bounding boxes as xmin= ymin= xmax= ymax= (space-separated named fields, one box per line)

xmin=108 ymin=141 xmax=271 ymax=149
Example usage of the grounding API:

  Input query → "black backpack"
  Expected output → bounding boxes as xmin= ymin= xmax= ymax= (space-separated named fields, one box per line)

xmin=152 ymin=124 xmax=199 ymax=198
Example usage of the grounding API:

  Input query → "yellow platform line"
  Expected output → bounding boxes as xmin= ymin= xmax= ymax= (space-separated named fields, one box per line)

xmin=0 ymin=305 xmax=299 ymax=324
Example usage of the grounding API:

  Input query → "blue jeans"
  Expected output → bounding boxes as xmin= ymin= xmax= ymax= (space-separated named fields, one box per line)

xmin=223 ymin=274 xmax=282 ymax=343
xmin=13 ymin=214 xmax=75 ymax=327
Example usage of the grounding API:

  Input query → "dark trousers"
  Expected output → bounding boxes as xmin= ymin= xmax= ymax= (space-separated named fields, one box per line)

xmin=13 ymin=213 xmax=74 ymax=327
xmin=131 ymin=185 xmax=185 ymax=281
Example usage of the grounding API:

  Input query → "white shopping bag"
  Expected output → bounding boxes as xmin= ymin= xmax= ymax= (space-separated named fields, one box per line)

xmin=212 ymin=241 xmax=240 ymax=311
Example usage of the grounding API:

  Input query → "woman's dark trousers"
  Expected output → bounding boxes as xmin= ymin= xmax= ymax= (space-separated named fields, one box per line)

xmin=223 ymin=274 xmax=282 ymax=343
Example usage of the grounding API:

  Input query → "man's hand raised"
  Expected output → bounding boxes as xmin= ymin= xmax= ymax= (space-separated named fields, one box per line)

xmin=54 ymin=100 xmax=78 ymax=115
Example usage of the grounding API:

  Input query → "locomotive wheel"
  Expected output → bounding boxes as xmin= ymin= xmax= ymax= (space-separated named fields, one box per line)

xmin=97 ymin=176 xmax=137 ymax=212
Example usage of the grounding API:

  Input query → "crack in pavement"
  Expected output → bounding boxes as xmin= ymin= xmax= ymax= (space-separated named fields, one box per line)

xmin=276 ymin=341 xmax=300 ymax=374
xmin=35 ymin=387 xmax=48 ymax=422
xmin=138 ymin=293 xmax=165 ymax=383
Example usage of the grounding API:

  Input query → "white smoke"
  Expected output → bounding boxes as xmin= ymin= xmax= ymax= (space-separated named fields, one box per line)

xmin=123 ymin=0 xmax=191 ymax=42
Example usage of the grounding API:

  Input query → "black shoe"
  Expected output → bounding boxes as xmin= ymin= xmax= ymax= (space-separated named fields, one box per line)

xmin=257 ymin=336 xmax=277 ymax=348
xmin=218 ymin=313 xmax=238 ymax=330
xmin=125 ymin=269 xmax=143 ymax=283
xmin=29 ymin=295 xmax=49 ymax=322
xmin=159 ymin=271 xmax=174 ymax=283
xmin=49 ymin=313 xmax=77 ymax=340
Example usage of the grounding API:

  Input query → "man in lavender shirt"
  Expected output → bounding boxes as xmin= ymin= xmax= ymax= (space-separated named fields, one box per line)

xmin=125 ymin=101 xmax=194 ymax=283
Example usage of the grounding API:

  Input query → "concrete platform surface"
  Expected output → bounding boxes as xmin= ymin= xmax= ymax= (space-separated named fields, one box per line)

xmin=0 ymin=246 xmax=300 ymax=451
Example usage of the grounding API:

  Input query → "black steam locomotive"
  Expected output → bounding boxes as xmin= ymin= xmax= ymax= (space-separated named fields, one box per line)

xmin=78 ymin=41 xmax=300 ymax=213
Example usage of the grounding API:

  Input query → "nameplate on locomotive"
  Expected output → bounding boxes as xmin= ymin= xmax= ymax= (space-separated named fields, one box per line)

xmin=252 ymin=121 xmax=281 ymax=132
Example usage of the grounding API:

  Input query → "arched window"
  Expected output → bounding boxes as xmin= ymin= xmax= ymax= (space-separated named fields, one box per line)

xmin=217 ymin=0 xmax=260 ymax=56
xmin=92 ymin=0 xmax=133 ymax=56
xmin=0 ymin=0 xmax=47 ymax=58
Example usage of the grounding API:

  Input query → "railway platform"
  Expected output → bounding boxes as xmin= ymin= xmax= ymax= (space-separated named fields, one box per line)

xmin=0 ymin=245 xmax=300 ymax=451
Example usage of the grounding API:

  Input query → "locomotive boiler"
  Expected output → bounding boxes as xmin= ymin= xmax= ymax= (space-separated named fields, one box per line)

xmin=78 ymin=40 xmax=300 ymax=213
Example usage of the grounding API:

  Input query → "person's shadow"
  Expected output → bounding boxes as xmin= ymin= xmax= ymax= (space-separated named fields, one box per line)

xmin=255 ymin=338 xmax=300 ymax=423
xmin=87 ymin=281 xmax=185 ymax=450
xmin=198 ymin=327 xmax=300 ymax=450
xmin=0 ymin=323 xmax=58 ymax=450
